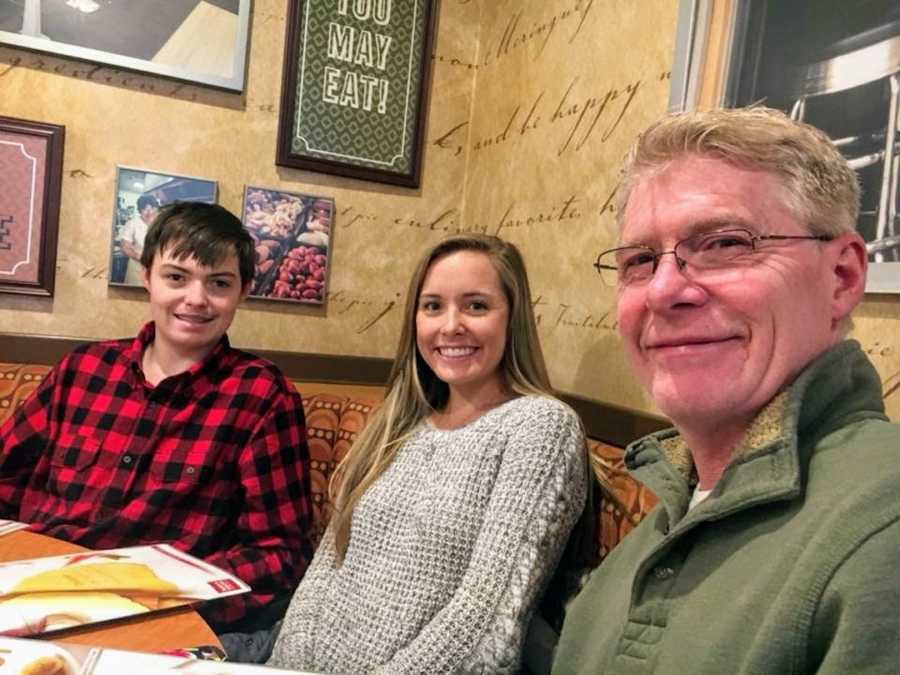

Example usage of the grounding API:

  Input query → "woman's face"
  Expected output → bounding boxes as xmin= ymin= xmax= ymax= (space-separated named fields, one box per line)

xmin=415 ymin=251 xmax=509 ymax=399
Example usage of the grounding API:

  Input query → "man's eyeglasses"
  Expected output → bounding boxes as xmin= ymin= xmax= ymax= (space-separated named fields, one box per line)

xmin=593 ymin=228 xmax=832 ymax=287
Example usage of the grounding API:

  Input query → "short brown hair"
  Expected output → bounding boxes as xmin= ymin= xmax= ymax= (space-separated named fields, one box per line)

xmin=141 ymin=202 xmax=255 ymax=285
xmin=618 ymin=106 xmax=860 ymax=237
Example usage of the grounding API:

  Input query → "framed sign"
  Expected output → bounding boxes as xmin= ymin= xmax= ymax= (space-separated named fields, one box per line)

xmin=0 ymin=115 xmax=64 ymax=297
xmin=670 ymin=0 xmax=900 ymax=293
xmin=276 ymin=0 xmax=437 ymax=187
xmin=109 ymin=166 xmax=217 ymax=287
xmin=241 ymin=185 xmax=334 ymax=304
xmin=0 ymin=1 xmax=251 ymax=92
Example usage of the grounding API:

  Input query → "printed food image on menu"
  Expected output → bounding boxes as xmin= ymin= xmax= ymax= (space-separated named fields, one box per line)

xmin=0 ymin=545 xmax=249 ymax=637
xmin=0 ymin=637 xmax=317 ymax=674
xmin=0 ymin=638 xmax=83 ymax=674
xmin=0 ymin=522 xmax=27 ymax=539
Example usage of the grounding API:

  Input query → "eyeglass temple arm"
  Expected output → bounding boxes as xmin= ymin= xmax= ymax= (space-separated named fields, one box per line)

xmin=758 ymin=234 xmax=833 ymax=242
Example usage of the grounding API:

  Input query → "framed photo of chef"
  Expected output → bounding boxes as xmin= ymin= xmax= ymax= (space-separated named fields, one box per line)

xmin=108 ymin=166 xmax=217 ymax=287
xmin=669 ymin=0 xmax=900 ymax=292
xmin=240 ymin=185 xmax=335 ymax=304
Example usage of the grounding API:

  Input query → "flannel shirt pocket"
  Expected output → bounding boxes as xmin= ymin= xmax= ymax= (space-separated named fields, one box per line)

xmin=49 ymin=432 xmax=102 ymax=471
xmin=47 ymin=432 xmax=102 ymax=497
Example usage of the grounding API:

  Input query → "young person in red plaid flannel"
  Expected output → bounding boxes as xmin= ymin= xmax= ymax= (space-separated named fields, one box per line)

xmin=0 ymin=203 xmax=313 ymax=643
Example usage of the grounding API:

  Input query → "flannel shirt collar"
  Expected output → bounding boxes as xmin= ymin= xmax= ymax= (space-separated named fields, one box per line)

xmin=126 ymin=321 xmax=233 ymax=393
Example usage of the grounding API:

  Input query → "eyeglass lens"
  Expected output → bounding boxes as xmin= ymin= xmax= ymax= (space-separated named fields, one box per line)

xmin=598 ymin=229 xmax=757 ymax=286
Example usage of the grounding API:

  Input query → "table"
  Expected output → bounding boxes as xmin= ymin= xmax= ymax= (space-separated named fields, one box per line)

xmin=0 ymin=530 xmax=221 ymax=651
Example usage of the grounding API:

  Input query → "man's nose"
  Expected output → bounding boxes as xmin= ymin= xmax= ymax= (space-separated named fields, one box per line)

xmin=645 ymin=253 xmax=705 ymax=310
xmin=185 ymin=281 xmax=209 ymax=306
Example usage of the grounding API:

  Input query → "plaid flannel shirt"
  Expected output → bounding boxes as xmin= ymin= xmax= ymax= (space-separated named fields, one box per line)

xmin=0 ymin=323 xmax=313 ymax=632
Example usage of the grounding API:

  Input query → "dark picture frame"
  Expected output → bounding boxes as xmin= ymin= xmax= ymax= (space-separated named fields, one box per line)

xmin=670 ymin=0 xmax=900 ymax=293
xmin=109 ymin=166 xmax=217 ymax=288
xmin=0 ymin=115 xmax=64 ymax=297
xmin=0 ymin=1 xmax=251 ymax=92
xmin=241 ymin=185 xmax=334 ymax=305
xmin=276 ymin=0 xmax=437 ymax=187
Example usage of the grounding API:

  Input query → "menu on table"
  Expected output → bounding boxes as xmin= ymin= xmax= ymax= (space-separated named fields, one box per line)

xmin=0 ymin=522 xmax=27 ymax=539
xmin=0 ymin=636 xmax=317 ymax=673
xmin=0 ymin=544 xmax=249 ymax=637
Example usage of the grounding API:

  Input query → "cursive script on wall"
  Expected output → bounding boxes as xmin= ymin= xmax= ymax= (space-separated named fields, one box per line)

xmin=326 ymin=288 xmax=402 ymax=333
xmin=482 ymin=0 xmax=595 ymax=65
xmin=0 ymin=48 xmax=223 ymax=102
xmin=464 ymin=69 xmax=670 ymax=158
xmin=340 ymin=193 xmax=587 ymax=237
xmin=531 ymin=293 xmax=618 ymax=333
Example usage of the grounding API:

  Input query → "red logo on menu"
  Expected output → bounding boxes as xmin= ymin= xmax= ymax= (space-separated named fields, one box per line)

xmin=209 ymin=579 xmax=240 ymax=593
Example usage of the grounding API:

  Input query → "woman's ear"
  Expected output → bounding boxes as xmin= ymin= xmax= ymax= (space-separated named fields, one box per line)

xmin=827 ymin=232 xmax=867 ymax=329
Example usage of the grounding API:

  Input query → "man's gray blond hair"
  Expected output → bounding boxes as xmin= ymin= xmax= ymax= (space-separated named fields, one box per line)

xmin=617 ymin=106 xmax=860 ymax=237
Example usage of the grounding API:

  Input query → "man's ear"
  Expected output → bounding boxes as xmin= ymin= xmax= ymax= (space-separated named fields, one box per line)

xmin=140 ymin=264 xmax=151 ymax=292
xmin=239 ymin=281 xmax=252 ymax=302
xmin=827 ymin=232 xmax=867 ymax=329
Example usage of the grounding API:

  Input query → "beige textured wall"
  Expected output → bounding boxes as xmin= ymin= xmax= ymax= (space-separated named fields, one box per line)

xmin=4 ymin=0 xmax=900 ymax=419
xmin=0 ymin=0 xmax=480 ymax=359
xmin=854 ymin=300 xmax=900 ymax=419
xmin=462 ymin=0 xmax=678 ymax=415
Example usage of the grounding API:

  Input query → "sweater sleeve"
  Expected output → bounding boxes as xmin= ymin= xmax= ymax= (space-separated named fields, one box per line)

xmin=267 ymin=525 xmax=340 ymax=668
xmin=808 ymin=516 xmax=900 ymax=674
xmin=375 ymin=399 xmax=588 ymax=674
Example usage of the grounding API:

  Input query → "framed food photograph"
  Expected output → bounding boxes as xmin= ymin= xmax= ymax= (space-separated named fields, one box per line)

xmin=0 ymin=114 xmax=64 ymax=297
xmin=670 ymin=0 xmax=900 ymax=293
xmin=0 ymin=0 xmax=251 ymax=92
xmin=276 ymin=0 xmax=437 ymax=187
xmin=109 ymin=166 xmax=217 ymax=287
xmin=241 ymin=185 xmax=334 ymax=304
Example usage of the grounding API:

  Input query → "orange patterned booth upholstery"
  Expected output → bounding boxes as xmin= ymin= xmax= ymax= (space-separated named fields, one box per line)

xmin=302 ymin=393 xmax=378 ymax=545
xmin=0 ymin=362 xmax=657 ymax=562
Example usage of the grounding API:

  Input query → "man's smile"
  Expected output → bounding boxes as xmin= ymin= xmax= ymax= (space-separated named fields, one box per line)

xmin=174 ymin=313 xmax=215 ymax=324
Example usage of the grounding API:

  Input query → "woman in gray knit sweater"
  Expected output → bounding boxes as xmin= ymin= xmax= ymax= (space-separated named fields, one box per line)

xmin=268 ymin=234 xmax=588 ymax=674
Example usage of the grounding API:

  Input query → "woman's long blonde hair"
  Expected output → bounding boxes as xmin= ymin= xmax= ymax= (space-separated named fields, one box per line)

xmin=329 ymin=233 xmax=554 ymax=561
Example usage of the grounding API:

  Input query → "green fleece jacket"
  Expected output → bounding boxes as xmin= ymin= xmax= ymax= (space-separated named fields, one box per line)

xmin=554 ymin=341 xmax=900 ymax=674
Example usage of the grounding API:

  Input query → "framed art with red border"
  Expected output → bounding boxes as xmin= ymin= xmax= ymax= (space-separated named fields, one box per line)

xmin=0 ymin=115 xmax=64 ymax=297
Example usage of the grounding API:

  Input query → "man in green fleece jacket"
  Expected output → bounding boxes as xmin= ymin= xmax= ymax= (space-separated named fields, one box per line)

xmin=555 ymin=106 xmax=900 ymax=674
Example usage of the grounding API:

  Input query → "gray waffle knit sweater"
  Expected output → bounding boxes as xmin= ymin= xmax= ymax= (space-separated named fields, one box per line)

xmin=268 ymin=395 xmax=587 ymax=674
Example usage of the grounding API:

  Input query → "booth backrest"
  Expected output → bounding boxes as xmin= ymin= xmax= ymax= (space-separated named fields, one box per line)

xmin=0 ymin=362 xmax=658 ymax=563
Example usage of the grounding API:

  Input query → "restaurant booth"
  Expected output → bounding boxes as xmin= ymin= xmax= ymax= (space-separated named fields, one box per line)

xmin=2 ymin=0 xmax=900 ymax=666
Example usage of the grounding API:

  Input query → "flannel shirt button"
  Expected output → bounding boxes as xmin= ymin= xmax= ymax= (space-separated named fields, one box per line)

xmin=186 ymin=466 xmax=196 ymax=475
xmin=122 ymin=455 xmax=133 ymax=464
